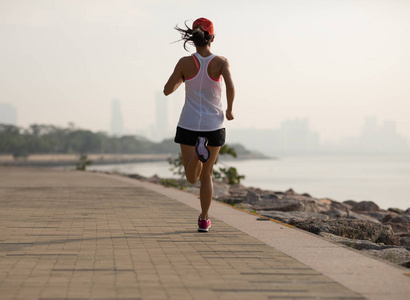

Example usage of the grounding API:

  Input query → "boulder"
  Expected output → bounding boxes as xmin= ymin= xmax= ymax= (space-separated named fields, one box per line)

xmin=213 ymin=181 xmax=230 ymax=197
xmin=244 ymin=190 xmax=260 ymax=203
xmin=319 ymin=232 xmax=399 ymax=250
xmin=259 ymin=211 xmax=329 ymax=224
xmin=228 ymin=184 xmax=248 ymax=197
xmin=253 ymin=196 xmax=321 ymax=213
xmin=343 ymin=200 xmax=358 ymax=208
xmin=321 ymin=209 xmax=381 ymax=223
xmin=128 ymin=173 xmax=148 ymax=181
xmin=384 ymin=221 xmax=410 ymax=234
xmin=388 ymin=208 xmax=405 ymax=214
xmin=401 ymin=261 xmax=410 ymax=268
xmin=289 ymin=218 xmax=399 ymax=245
xmin=388 ymin=215 xmax=410 ymax=223
xmin=367 ymin=211 xmax=395 ymax=223
xmin=285 ymin=188 xmax=296 ymax=195
xmin=351 ymin=201 xmax=380 ymax=212
xmin=399 ymin=234 xmax=410 ymax=247
xmin=363 ymin=248 xmax=410 ymax=266
xmin=147 ymin=174 xmax=162 ymax=184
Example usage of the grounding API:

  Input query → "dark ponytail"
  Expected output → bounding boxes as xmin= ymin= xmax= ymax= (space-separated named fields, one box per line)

xmin=175 ymin=21 xmax=214 ymax=51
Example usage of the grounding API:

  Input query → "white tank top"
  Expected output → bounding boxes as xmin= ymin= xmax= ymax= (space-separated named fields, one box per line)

xmin=177 ymin=53 xmax=224 ymax=132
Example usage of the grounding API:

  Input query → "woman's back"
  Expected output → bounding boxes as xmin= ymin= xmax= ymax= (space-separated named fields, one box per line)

xmin=178 ymin=53 xmax=224 ymax=131
xmin=179 ymin=54 xmax=226 ymax=82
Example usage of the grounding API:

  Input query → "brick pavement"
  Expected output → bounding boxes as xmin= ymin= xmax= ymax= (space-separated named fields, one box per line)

xmin=0 ymin=167 xmax=365 ymax=300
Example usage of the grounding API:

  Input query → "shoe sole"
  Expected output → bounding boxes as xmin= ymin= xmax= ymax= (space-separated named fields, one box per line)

xmin=195 ymin=138 xmax=210 ymax=163
xmin=197 ymin=224 xmax=211 ymax=232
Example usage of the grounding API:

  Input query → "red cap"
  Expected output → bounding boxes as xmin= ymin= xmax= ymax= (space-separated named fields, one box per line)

xmin=193 ymin=18 xmax=214 ymax=36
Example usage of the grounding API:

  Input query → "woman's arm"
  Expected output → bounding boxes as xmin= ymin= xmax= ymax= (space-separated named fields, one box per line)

xmin=164 ymin=59 xmax=184 ymax=96
xmin=221 ymin=58 xmax=235 ymax=120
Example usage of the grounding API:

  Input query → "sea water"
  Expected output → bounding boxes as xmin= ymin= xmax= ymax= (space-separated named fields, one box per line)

xmin=88 ymin=154 xmax=410 ymax=210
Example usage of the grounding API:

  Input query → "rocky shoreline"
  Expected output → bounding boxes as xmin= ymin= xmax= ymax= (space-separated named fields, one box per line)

xmin=108 ymin=171 xmax=410 ymax=269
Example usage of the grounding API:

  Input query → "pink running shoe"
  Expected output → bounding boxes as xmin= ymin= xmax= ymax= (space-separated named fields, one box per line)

xmin=198 ymin=216 xmax=211 ymax=232
xmin=195 ymin=137 xmax=210 ymax=163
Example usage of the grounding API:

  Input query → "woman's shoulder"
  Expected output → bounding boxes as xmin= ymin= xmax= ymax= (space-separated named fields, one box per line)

xmin=213 ymin=55 xmax=229 ymax=64
xmin=176 ymin=55 xmax=196 ymax=66
xmin=210 ymin=55 xmax=229 ymax=69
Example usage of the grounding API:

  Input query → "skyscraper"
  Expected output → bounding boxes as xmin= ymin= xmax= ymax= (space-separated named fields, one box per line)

xmin=0 ymin=103 xmax=17 ymax=125
xmin=110 ymin=99 xmax=123 ymax=136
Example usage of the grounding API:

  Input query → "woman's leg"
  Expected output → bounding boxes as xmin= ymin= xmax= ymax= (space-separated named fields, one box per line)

xmin=180 ymin=144 xmax=220 ymax=219
xmin=199 ymin=146 xmax=220 ymax=220
xmin=180 ymin=144 xmax=202 ymax=184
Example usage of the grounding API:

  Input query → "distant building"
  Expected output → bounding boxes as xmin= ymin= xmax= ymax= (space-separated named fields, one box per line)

xmin=228 ymin=117 xmax=408 ymax=155
xmin=0 ymin=103 xmax=17 ymax=125
xmin=228 ymin=118 xmax=320 ymax=156
xmin=110 ymin=99 xmax=123 ymax=136
xmin=278 ymin=119 xmax=320 ymax=154
xmin=358 ymin=117 xmax=407 ymax=153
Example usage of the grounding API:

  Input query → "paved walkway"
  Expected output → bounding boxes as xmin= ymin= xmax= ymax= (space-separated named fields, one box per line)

xmin=0 ymin=167 xmax=408 ymax=300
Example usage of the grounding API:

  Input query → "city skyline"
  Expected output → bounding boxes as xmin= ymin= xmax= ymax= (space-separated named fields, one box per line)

xmin=228 ymin=117 xmax=408 ymax=156
xmin=1 ymin=103 xmax=407 ymax=155
xmin=110 ymin=99 xmax=123 ymax=137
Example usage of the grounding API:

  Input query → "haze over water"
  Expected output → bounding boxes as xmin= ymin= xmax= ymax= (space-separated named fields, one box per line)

xmin=89 ymin=154 xmax=410 ymax=211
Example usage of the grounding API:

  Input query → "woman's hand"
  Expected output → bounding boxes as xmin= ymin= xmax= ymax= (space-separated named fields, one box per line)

xmin=226 ymin=110 xmax=234 ymax=121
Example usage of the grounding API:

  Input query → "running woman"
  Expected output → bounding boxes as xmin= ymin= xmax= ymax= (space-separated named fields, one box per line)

xmin=164 ymin=18 xmax=235 ymax=232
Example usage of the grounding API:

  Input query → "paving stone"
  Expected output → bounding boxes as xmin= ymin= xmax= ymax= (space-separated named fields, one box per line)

xmin=0 ymin=167 xmax=364 ymax=299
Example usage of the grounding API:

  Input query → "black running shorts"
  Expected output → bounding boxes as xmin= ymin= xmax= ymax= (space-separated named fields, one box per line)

xmin=174 ymin=126 xmax=226 ymax=147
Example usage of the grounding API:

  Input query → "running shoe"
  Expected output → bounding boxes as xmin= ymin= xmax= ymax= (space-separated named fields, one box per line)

xmin=198 ymin=216 xmax=211 ymax=232
xmin=195 ymin=137 xmax=210 ymax=163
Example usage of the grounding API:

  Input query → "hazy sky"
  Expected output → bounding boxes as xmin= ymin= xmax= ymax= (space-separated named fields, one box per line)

xmin=1 ymin=0 xmax=409 ymax=142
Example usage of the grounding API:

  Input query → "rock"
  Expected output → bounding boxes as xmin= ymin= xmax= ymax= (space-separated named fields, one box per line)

xmin=367 ymin=211 xmax=395 ymax=222
xmin=213 ymin=181 xmax=230 ymax=197
xmin=328 ymin=199 xmax=350 ymax=211
xmin=217 ymin=196 xmax=243 ymax=205
xmin=346 ymin=211 xmax=381 ymax=223
xmin=285 ymin=188 xmax=296 ymax=195
xmin=401 ymin=261 xmax=410 ymax=268
xmin=387 ymin=223 xmax=410 ymax=235
xmin=147 ymin=174 xmax=162 ymax=184
xmin=388 ymin=208 xmax=405 ymax=214
xmin=319 ymin=233 xmax=410 ymax=268
xmin=128 ymin=173 xmax=148 ymax=181
xmin=323 ymin=209 xmax=345 ymax=219
xmin=289 ymin=218 xmax=399 ymax=245
xmin=244 ymin=190 xmax=260 ymax=203
xmin=388 ymin=215 xmax=410 ymax=223
xmin=228 ymin=184 xmax=248 ymax=197
xmin=343 ymin=200 xmax=358 ymax=207
xmin=253 ymin=196 xmax=321 ymax=212
xmin=301 ymin=193 xmax=312 ymax=197
xmin=399 ymin=234 xmax=410 ymax=247
xmin=382 ymin=215 xmax=410 ymax=237
xmin=259 ymin=211 xmax=329 ymax=224
xmin=351 ymin=201 xmax=380 ymax=212
xmin=363 ymin=248 xmax=410 ymax=267
xmin=319 ymin=232 xmax=398 ymax=250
